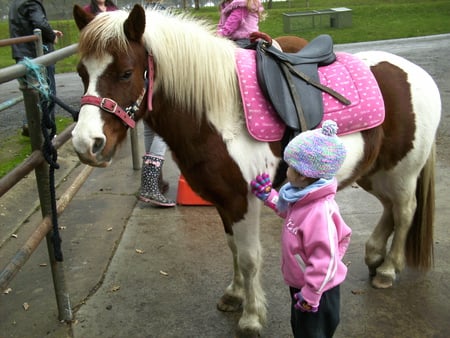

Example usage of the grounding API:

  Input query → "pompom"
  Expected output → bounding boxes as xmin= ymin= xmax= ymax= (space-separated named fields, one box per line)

xmin=321 ymin=120 xmax=338 ymax=137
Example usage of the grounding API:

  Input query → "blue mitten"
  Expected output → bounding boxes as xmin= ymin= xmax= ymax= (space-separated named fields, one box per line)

xmin=250 ymin=173 xmax=272 ymax=201
xmin=294 ymin=292 xmax=318 ymax=313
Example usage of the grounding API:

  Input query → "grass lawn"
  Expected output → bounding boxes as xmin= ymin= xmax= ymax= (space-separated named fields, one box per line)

xmin=0 ymin=117 xmax=74 ymax=179
xmin=194 ymin=0 xmax=450 ymax=43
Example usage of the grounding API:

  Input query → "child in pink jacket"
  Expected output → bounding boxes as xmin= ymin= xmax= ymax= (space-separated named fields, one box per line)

xmin=216 ymin=0 xmax=264 ymax=48
xmin=251 ymin=120 xmax=352 ymax=338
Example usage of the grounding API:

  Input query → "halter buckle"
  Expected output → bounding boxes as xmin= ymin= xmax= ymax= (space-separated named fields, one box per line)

xmin=100 ymin=98 xmax=118 ymax=113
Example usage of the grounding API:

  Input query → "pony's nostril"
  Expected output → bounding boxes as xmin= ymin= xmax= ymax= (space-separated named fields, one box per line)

xmin=92 ymin=137 xmax=104 ymax=154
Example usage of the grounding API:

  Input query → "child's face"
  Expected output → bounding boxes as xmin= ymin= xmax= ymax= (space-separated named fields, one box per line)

xmin=286 ymin=167 xmax=304 ymax=188
xmin=286 ymin=166 xmax=315 ymax=188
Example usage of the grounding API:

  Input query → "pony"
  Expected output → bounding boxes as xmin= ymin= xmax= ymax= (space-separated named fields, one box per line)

xmin=71 ymin=4 xmax=441 ymax=336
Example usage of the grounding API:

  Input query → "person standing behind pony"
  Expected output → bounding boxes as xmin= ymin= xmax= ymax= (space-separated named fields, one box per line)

xmin=83 ymin=0 xmax=118 ymax=14
xmin=216 ymin=0 xmax=264 ymax=48
xmin=251 ymin=120 xmax=352 ymax=338
xmin=137 ymin=2 xmax=175 ymax=207
xmin=9 ymin=0 xmax=63 ymax=137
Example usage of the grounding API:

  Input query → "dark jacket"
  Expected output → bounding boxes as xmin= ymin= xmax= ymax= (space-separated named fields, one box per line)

xmin=9 ymin=0 xmax=56 ymax=60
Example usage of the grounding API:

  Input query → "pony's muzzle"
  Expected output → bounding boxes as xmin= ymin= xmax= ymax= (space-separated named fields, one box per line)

xmin=72 ymin=129 xmax=109 ymax=167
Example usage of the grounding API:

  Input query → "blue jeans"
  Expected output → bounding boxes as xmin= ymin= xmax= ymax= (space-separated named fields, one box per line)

xmin=143 ymin=121 xmax=167 ymax=157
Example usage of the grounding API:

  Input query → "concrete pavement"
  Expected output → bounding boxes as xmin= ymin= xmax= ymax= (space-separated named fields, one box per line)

xmin=0 ymin=34 xmax=449 ymax=338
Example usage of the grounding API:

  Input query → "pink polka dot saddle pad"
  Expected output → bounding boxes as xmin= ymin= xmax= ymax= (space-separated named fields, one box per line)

xmin=235 ymin=48 xmax=385 ymax=141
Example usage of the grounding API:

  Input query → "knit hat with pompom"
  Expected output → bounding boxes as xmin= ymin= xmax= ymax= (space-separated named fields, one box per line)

xmin=283 ymin=120 xmax=346 ymax=179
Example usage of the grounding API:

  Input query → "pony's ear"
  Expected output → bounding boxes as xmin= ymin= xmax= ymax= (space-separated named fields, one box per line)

xmin=73 ymin=4 xmax=95 ymax=31
xmin=124 ymin=4 xmax=146 ymax=42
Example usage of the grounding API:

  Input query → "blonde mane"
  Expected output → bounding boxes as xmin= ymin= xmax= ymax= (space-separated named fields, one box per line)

xmin=78 ymin=9 xmax=242 ymax=135
xmin=143 ymin=10 xmax=241 ymax=133
xmin=78 ymin=10 xmax=132 ymax=58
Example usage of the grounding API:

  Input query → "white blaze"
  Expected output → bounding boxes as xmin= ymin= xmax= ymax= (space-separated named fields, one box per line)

xmin=72 ymin=54 xmax=113 ymax=156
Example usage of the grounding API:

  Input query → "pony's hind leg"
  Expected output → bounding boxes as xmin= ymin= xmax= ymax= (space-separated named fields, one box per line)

xmin=375 ymin=195 xmax=417 ymax=288
xmin=362 ymin=174 xmax=417 ymax=288
xmin=364 ymin=199 xmax=394 ymax=277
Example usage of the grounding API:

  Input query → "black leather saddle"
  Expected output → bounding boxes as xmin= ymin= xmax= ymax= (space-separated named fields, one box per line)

xmin=255 ymin=34 xmax=350 ymax=133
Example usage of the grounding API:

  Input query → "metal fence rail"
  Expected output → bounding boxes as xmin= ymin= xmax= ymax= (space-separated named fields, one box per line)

xmin=0 ymin=35 xmax=81 ymax=322
xmin=0 ymin=45 xmax=78 ymax=84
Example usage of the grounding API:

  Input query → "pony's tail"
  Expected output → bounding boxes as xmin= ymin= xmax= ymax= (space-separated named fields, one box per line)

xmin=405 ymin=143 xmax=436 ymax=270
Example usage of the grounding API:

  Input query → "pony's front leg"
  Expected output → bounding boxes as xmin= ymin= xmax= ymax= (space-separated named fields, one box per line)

xmin=235 ymin=199 xmax=266 ymax=337
xmin=218 ymin=199 xmax=266 ymax=337
xmin=217 ymin=234 xmax=245 ymax=312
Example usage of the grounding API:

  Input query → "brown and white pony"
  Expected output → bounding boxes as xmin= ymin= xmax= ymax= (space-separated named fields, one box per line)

xmin=71 ymin=5 xmax=441 ymax=336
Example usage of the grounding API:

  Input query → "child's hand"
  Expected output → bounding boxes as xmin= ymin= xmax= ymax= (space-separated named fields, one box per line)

xmin=250 ymin=173 xmax=272 ymax=201
xmin=294 ymin=292 xmax=318 ymax=313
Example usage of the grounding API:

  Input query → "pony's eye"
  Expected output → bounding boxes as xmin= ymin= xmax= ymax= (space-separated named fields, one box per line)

xmin=120 ymin=71 xmax=132 ymax=80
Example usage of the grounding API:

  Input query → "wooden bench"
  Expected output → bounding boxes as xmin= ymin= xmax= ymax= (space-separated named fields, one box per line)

xmin=283 ymin=7 xmax=352 ymax=33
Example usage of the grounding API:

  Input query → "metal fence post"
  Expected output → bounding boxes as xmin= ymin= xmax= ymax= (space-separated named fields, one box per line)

xmin=130 ymin=127 xmax=141 ymax=170
xmin=33 ymin=28 xmax=43 ymax=58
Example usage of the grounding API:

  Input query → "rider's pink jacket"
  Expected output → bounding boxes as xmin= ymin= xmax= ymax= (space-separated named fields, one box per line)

xmin=269 ymin=178 xmax=352 ymax=308
xmin=216 ymin=0 xmax=263 ymax=40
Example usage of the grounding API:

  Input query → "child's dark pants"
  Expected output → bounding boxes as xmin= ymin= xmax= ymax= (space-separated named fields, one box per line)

xmin=289 ymin=285 xmax=340 ymax=338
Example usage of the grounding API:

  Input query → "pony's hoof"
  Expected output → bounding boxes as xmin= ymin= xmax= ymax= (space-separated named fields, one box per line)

xmin=217 ymin=294 xmax=243 ymax=312
xmin=368 ymin=266 xmax=376 ymax=277
xmin=371 ymin=273 xmax=394 ymax=288
xmin=365 ymin=252 xmax=385 ymax=276
xmin=235 ymin=328 xmax=260 ymax=338
xmin=237 ymin=314 xmax=263 ymax=338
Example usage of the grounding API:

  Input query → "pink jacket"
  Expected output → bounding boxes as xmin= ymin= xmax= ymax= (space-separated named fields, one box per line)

xmin=269 ymin=179 xmax=351 ymax=308
xmin=82 ymin=4 xmax=118 ymax=14
xmin=217 ymin=0 xmax=263 ymax=40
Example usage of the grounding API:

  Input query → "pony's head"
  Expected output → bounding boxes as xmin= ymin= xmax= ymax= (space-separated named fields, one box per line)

xmin=72 ymin=4 xmax=148 ymax=167
xmin=72 ymin=4 xmax=240 ymax=167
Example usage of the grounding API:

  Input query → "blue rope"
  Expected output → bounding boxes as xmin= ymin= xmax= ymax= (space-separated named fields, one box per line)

xmin=19 ymin=58 xmax=51 ymax=101
xmin=19 ymin=58 xmax=63 ymax=261
xmin=19 ymin=58 xmax=79 ymax=120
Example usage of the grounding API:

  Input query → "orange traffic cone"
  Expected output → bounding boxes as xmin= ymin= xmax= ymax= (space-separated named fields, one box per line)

xmin=176 ymin=175 xmax=212 ymax=206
